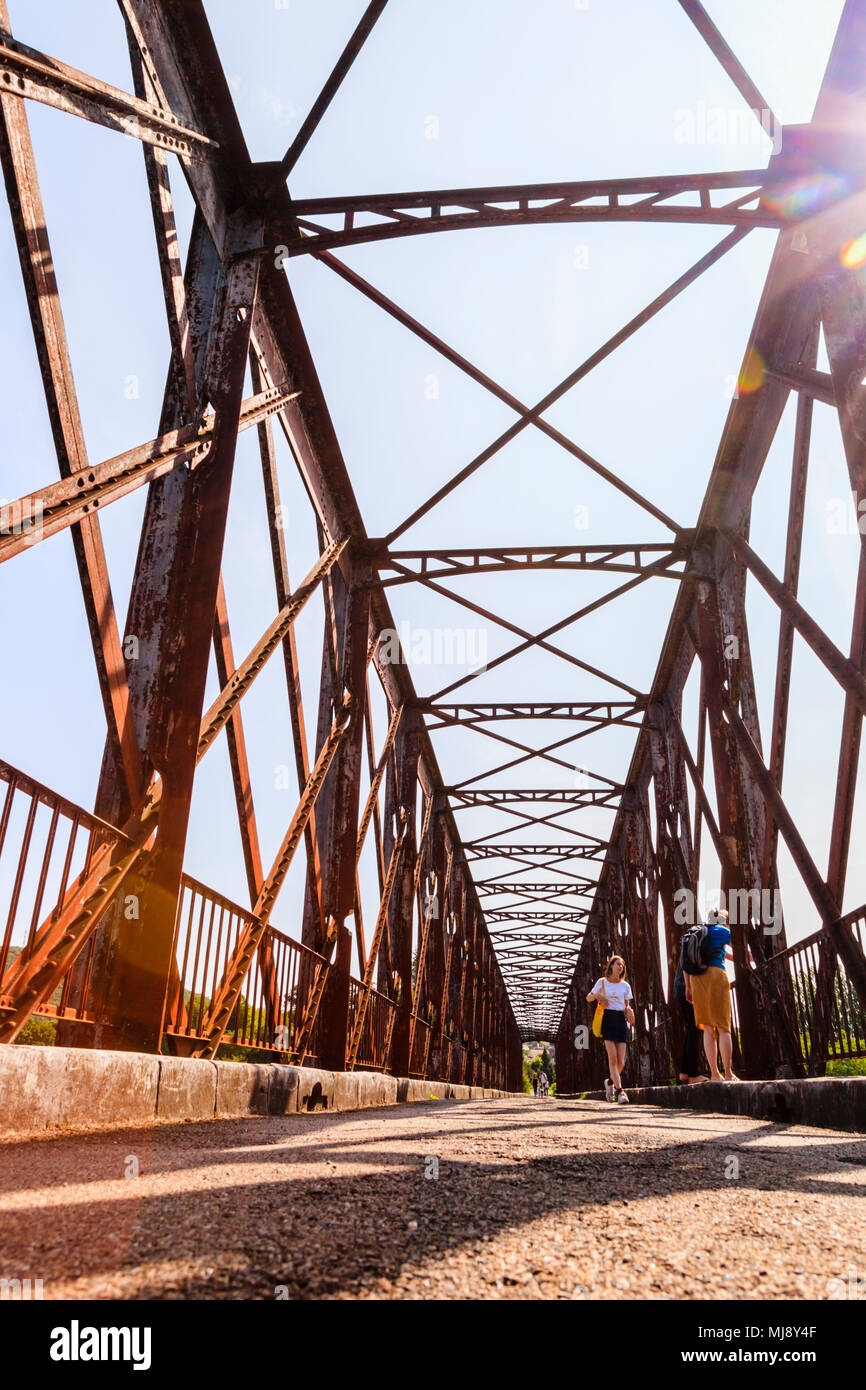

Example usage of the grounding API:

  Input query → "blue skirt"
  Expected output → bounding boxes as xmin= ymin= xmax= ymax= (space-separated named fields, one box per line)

xmin=600 ymin=1008 xmax=629 ymax=1043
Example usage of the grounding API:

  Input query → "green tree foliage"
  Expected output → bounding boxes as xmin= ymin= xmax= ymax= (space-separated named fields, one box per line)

xmin=16 ymin=1015 xmax=57 ymax=1045
xmin=790 ymin=962 xmax=865 ymax=1060
xmin=522 ymin=1044 xmax=557 ymax=1093
xmin=539 ymin=1046 xmax=556 ymax=1087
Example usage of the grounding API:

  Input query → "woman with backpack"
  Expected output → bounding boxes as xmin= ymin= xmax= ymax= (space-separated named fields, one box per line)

xmin=683 ymin=907 xmax=736 ymax=1082
xmin=587 ymin=955 xmax=635 ymax=1104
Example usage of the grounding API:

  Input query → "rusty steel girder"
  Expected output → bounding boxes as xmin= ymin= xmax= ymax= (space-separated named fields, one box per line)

xmin=2 ymin=0 xmax=866 ymax=1096
xmin=556 ymin=1 xmax=866 ymax=1085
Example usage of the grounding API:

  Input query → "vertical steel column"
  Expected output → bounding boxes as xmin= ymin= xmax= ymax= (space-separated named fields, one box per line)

xmin=301 ymin=556 xmax=371 ymax=949
xmin=620 ymin=803 xmax=652 ymax=1084
xmin=421 ymin=802 xmax=448 ymax=1078
xmin=649 ymin=699 xmax=696 ymax=1074
xmin=388 ymin=719 xmax=420 ymax=1076
xmin=436 ymin=857 xmax=458 ymax=1080
xmin=692 ymin=539 xmax=780 ymax=1077
xmin=818 ymin=272 xmax=866 ymax=906
xmin=319 ymin=922 xmax=352 ymax=1071
xmin=93 ymin=212 xmax=262 ymax=1051
xmin=450 ymin=880 xmax=469 ymax=1082
xmin=509 ymin=1015 xmax=523 ymax=1092
xmin=306 ymin=555 xmax=371 ymax=1068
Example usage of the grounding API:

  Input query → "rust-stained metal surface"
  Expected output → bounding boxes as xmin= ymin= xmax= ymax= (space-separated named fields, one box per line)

xmin=2 ymin=0 xmax=866 ymax=1097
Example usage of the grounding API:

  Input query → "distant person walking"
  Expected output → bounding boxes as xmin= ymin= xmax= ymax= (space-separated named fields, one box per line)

xmin=587 ymin=955 xmax=635 ymax=1104
xmin=531 ymin=1073 xmax=538 ymax=1097
xmin=684 ymin=908 xmax=737 ymax=1082
xmin=539 ymin=1071 xmax=549 ymax=1098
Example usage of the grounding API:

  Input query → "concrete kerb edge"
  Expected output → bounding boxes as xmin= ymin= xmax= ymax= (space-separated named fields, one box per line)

xmin=561 ymin=1077 xmax=866 ymax=1134
xmin=0 ymin=1045 xmax=514 ymax=1140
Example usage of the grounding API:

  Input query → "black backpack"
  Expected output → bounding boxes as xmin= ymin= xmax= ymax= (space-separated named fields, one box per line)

xmin=680 ymin=924 xmax=709 ymax=975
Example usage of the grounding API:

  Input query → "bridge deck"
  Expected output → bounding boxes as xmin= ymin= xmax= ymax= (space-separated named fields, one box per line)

xmin=1 ymin=1098 xmax=863 ymax=1300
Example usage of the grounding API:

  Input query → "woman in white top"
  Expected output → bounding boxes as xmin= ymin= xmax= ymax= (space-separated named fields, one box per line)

xmin=587 ymin=955 xmax=635 ymax=1104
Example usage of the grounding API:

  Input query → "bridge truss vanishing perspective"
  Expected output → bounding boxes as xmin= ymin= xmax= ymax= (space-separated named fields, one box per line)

xmin=1 ymin=0 xmax=866 ymax=1093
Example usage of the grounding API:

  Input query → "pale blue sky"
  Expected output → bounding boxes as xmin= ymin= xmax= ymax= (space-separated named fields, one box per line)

xmin=1 ymin=1 xmax=862 ymax=1011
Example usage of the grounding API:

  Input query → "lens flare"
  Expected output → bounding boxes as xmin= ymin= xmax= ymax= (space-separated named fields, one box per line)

xmin=738 ymin=347 xmax=766 ymax=395
xmin=763 ymin=172 xmax=849 ymax=222
xmin=842 ymin=233 xmax=866 ymax=269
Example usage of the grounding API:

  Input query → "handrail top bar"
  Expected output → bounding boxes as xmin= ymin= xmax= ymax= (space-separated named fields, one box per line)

xmin=0 ymin=759 xmax=130 ymax=842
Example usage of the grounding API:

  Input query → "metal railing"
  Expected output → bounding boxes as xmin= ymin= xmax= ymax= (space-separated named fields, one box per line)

xmin=0 ymin=760 xmax=126 ymax=1028
xmin=409 ymin=1016 xmax=433 ymax=1077
xmin=752 ymin=908 xmax=866 ymax=1070
xmin=0 ymin=760 xmax=511 ymax=1078
xmin=348 ymin=977 xmax=395 ymax=1070
xmin=166 ymin=874 xmax=330 ymax=1063
xmin=13 ymin=754 xmax=862 ymax=1081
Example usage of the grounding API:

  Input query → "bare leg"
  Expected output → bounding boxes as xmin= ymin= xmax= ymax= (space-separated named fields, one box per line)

xmin=605 ymin=1039 xmax=622 ymax=1091
xmin=719 ymin=1030 xmax=734 ymax=1080
xmin=616 ymin=1042 xmax=627 ymax=1084
xmin=702 ymin=1025 xmax=723 ymax=1080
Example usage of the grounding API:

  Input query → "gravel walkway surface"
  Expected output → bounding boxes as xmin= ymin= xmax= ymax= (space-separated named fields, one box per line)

xmin=1 ymin=1097 xmax=864 ymax=1300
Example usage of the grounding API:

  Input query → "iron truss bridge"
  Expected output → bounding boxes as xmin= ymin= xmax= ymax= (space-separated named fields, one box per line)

xmin=1 ymin=0 xmax=866 ymax=1086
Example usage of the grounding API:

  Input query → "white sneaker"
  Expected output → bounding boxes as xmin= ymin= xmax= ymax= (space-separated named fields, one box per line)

xmin=603 ymin=1078 xmax=615 ymax=1103
xmin=616 ymin=1089 xmax=630 ymax=1104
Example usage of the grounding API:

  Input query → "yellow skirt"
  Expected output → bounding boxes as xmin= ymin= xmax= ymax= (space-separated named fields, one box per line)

xmin=690 ymin=966 xmax=731 ymax=1031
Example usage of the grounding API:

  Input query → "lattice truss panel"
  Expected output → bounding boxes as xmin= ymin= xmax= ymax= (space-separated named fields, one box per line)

xmin=0 ymin=0 xmax=865 ymax=1088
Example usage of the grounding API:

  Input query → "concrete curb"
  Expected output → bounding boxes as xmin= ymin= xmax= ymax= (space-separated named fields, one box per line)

xmin=559 ymin=1078 xmax=866 ymax=1133
xmin=0 ymin=1046 xmax=513 ymax=1141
